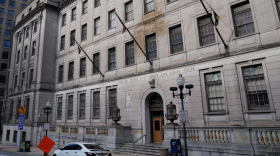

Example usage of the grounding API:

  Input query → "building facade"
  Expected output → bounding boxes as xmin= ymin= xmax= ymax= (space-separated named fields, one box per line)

xmin=0 ymin=0 xmax=29 ymax=140
xmin=3 ymin=0 xmax=280 ymax=155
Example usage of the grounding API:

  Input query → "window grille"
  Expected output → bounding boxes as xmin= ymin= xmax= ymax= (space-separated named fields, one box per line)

xmin=146 ymin=34 xmax=157 ymax=60
xmin=232 ymin=2 xmax=255 ymax=37
xmin=109 ymin=89 xmax=117 ymax=116
xmin=169 ymin=25 xmax=183 ymax=54
xmin=205 ymin=72 xmax=225 ymax=112
xmin=93 ymin=92 xmax=100 ymax=117
xmin=125 ymin=1 xmax=133 ymax=21
xmin=79 ymin=93 xmax=86 ymax=118
xmin=80 ymin=58 xmax=86 ymax=77
xmin=198 ymin=16 xmax=215 ymax=46
xmin=108 ymin=48 xmax=116 ymax=70
xmin=243 ymin=65 xmax=269 ymax=110
xmin=125 ymin=42 xmax=134 ymax=65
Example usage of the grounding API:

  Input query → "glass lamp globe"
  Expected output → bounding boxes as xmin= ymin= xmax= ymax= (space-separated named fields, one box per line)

xmin=46 ymin=100 xmax=51 ymax=108
xmin=177 ymin=74 xmax=185 ymax=86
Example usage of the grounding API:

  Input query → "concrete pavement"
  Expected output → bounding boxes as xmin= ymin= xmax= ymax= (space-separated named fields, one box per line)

xmin=0 ymin=144 xmax=151 ymax=156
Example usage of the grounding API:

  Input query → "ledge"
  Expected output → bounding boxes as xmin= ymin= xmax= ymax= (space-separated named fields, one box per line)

xmin=204 ymin=111 xmax=229 ymax=115
xmin=243 ymin=110 xmax=276 ymax=114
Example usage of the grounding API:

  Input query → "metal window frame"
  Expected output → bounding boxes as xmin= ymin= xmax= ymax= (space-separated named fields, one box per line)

xmin=109 ymin=88 xmax=117 ymax=117
xmin=197 ymin=14 xmax=216 ymax=46
xmin=145 ymin=33 xmax=157 ymax=60
xmin=60 ymin=35 xmax=65 ymax=51
xmin=67 ymin=95 xmax=74 ymax=119
xmin=144 ymin=0 xmax=154 ymax=13
xmin=62 ymin=14 xmax=66 ymax=27
xmin=81 ymin=24 xmax=87 ymax=41
xmin=57 ymin=97 xmax=63 ymax=119
xmin=80 ymin=57 xmax=86 ymax=77
xmin=71 ymin=7 xmax=76 ymax=21
xmin=125 ymin=1 xmax=133 ymax=22
xmin=94 ymin=17 xmax=100 ymax=35
xmin=108 ymin=10 xmax=115 ymax=29
xmin=82 ymin=0 xmax=88 ymax=14
xmin=108 ymin=47 xmax=116 ymax=70
xmin=13 ymin=131 xmax=17 ymax=143
xmin=58 ymin=65 xmax=63 ymax=83
xmin=68 ymin=61 xmax=74 ymax=80
xmin=93 ymin=53 xmax=99 ymax=74
xmin=125 ymin=41 xmax=135 ymax=66
xmin=169 ymin=24 xmax=184 ymax=54
xmin=92 ymin=91 xmax=100 ymax=118
xmin=70 ymin=30 xmax=75 ymax=46
xmin=79 ymin=93 xmax=86 ymax=118
xmin=95 ymin=0 xmax=100 ymax=8
xmin=29 ymin=69 xmax=33 ymax=86
xmin=6 ymin=130 xmax=10 ymax=141
xmin=32 ymin=41 xmax=36 ymax=56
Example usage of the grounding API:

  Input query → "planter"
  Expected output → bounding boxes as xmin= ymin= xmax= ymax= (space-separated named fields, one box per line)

xmin=159 ymin=148 xmax=169 ymax=156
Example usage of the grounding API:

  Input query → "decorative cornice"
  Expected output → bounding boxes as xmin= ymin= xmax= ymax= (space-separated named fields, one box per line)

xmin=59 ymin=0 xmax=77 ymax=10
xmin=12 ymin=4 xmax=59 ymax=33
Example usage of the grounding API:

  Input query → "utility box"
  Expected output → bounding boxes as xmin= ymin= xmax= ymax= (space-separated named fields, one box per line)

xmin=170 ymin=139 xmax=182 ymax=156
xmin=22 ymin=141 xmax=31 ymax=152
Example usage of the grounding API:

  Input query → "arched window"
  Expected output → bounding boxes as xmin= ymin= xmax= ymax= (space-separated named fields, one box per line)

xmin=150 ymin=93 xmax=163 ymax=105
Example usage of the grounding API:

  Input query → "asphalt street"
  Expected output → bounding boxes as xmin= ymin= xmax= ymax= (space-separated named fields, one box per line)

xmin=0 ymin=151 xmax=34 ymax=156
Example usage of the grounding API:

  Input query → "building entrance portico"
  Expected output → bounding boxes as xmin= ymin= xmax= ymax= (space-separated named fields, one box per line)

xmin=142 ymin=89 xmax=166 ymax=144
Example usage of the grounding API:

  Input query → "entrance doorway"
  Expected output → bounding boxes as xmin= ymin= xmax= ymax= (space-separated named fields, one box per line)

xmin=149 ymin=93 xmax=164 ymax=143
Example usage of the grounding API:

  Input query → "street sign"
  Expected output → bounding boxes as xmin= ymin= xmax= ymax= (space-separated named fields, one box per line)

xmin=179 ymin=110 xmax=188 ymax=123
xmin=19 ymin=114 xmax=25 ymax=121
xmin=18 ymin=126 xmax=23 ymax=130
xmin=38 ymin=136 xmax=55 ymax=154
xmin=18 ymin=106 xmax=27 ymax=114
xmin=43 ymin=123 xmax=50 ymax=131
xmin=18 ymin=121 xmax=24 ymax=125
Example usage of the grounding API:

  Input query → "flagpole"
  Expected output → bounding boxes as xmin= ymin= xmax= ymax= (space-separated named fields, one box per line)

xmin=115 ymin=12 xmax=153 ymax=66
xmin=72 ymin=37 xmax=105 ymax=78
xmin=200 ymin=0 xmax=229 ymax=55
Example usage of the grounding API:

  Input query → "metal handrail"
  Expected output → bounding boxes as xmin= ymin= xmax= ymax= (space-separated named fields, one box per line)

xmin=133 ymin=134 xmax=146 ymax=154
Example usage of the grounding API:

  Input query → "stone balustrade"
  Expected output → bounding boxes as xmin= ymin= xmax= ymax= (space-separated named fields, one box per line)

xmin=254 ymin=129 xmax=280 ymax=145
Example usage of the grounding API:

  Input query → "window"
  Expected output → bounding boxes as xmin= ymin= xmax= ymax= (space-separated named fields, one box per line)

xmin=71 ymin=7 xmax=76 ymax=21
xmin=2 ymin=51 xmax=8 ymax=59
xmin=6 ymin=130 xmax=10 ymax=141
xmin=0 ymin=88 xmax=4 ymax=96
xmin=145 ymin=0 xmax=154 ymax=13
xmin=9 ymin=100 xmax=13 ymax=118
xmin=1 ymin=63 xmax=7 ymax=71
xmin=9 ymin=1 xmax=15 ymax=7
xmin=146 ymin=34 xmax=157 ymax=60
xmin=94 ymin=17 xmax=100 ymax=35
xmin=82 ymin=0 xmax=88 ymax=14
xmin=16 ymin=51 xmax=20 ymax=63
xmin=205 ymin=72 xmax=225 ymax=112
xmin=81 ymin=24 xmax=87 ymax=41
xmin=70 ymin=30 xmax=75 ymax=46
xmin=232 ymin=2 xmax=255 ymax=37
xmin=125 ymin=1 xmax=133 ymax=21
xmin=95 ymin=0 xmax=100 ymax=7
xmin=4 ymin=40 xmax=10 ymax=48
xmin=0 ymin=8 xmax=3 ymax=14
xmin=18 ymin=33 xmax=22 ymax=42
xmin=0 ymin=75 xmax=5 ymax=83
xmin=22 ymin=14 xmax=24 ymax=19
xmin=21 ymin=72 xmax=25 ymax=89
xmin=125 ymin=42 xmax=134 ymax=65
xmin=14 ymin=75 xmax=17 ymax=89
xmin=7 ymin=20 xmax=12 ymax=26
xmin=13 ymin=131 xmax=17 ymax=143
xmin=5 ymin=30 xmax=11 ymax=37
xmin=93 ymin=53 xmax=99 ymax=74
xmin=169 ymin=25 xmax=183 ymax=54
xmin=67 ymin=95 xmax=73 ymax=118
xmin=92 ymin=92 xmax=100 ymax=118
xmin=33 ymin=21 xmax=37 ymax=33
xmin=79 ymin=93 xmax=86 ymax=118
xmin=23 ymin=46 xmax=27 ymax=60
xmin=109 ymin=89 xmax=117 ymax=116
xmin=62 ymin=14 xmax=66 ymax=27
xmin=198 ymin=15 xmax=215 ymax=46
xmin=80 ymin=58 xmax=86 ymax=77
xmin=8 ymin=10 xmax=13 ymax=17
xmin=167 ymin=0 xmax=177 ymax=3
xmin=68 ymin=62 xmax=74 ymax=80
xmin=16 ymin=99 xmax=21 ymax=117
xmin=60 ymin=35 xmax=65 ymax=51
xmin=58 ymin=65 xmax=63 ymax=83
xmin=57 ymin=97 xmax=62 ymax=119
xmin=0 ymin=18 xmax=3 ymax=24
xmin=28 ymin=8 xmax=31 ymax=13
xmin=29 ymin=69 xmax=33 ymax=86
xmin=0 ymin=0 xmax=5 ymax=5
xmin=31 ymin=41 xmax=36 ymax=56
xmin=242 ymin=65 xmax=269 ymax=110
xmin=21 ymin=132 xmax=26 ymax=142
xmin=25 ymin=27 xmax=29 ymax=38
xmin=21 ymin=4 xmax=26 ymax=9
xmin=25 ymin=98 xmax=29 ymax=119
xmin=108 ymin=10 xmax=116 ymax=29
xmin=108 ymin=48 xmax=116 ymax=70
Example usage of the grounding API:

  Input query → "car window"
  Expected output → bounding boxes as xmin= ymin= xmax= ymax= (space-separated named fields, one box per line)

xmin=83 ymin=144 xmax=104 ymax=150
xmin=72 ymin=144 xmax=82 ymax=150
xmin=63 ymin=144 xmax=73 ymax=150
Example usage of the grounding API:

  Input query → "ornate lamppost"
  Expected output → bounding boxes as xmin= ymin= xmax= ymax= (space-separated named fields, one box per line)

xmin=43 ymin=100 xmax=52 ymax=156
xmin=170 ymin=74 xmax=194 ymax=156
xmin=165 ymin=101 xmax=179 ymax=125
xmin=112 ymin=106 xmax=121 ymax=125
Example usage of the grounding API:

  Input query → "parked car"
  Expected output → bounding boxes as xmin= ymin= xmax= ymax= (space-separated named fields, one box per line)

xmin=51 ymin=143 xmax=112 ymax=156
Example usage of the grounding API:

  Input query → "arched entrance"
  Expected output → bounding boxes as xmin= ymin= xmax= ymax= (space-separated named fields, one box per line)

xmin=143 ymin=92 xmax=164 ymax=143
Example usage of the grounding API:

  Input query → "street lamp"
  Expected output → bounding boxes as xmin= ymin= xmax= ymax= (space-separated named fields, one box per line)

xmin=111 ymin=106 xmax=121 ymax=125
xmin=170 ymin=74 xmax=194 ymax=156
xmin=165 ymin=101 xmax=178 ymax=125
xmin=5 ymin=69 xmax=25 ymax=152
xmin=43 ymin=100 xmax=52 ymax=156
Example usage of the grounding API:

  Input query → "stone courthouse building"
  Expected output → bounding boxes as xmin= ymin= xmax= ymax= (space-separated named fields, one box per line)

xmin=2 ymin=0 xmax=280 ymax=155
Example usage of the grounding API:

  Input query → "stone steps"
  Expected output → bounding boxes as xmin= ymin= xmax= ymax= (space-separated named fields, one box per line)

xmin=112 ymin=143 xmax=161 ymax=156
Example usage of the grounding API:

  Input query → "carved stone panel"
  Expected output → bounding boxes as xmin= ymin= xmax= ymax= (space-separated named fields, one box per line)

xmin=126 ymin=91 xmax=132 ymax=108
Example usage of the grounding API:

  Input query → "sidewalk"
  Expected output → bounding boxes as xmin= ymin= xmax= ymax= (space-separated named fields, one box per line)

xmin=0 ymin=144 xmax=150 ymax=156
